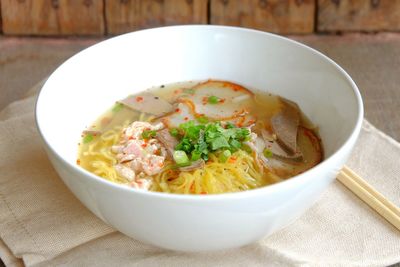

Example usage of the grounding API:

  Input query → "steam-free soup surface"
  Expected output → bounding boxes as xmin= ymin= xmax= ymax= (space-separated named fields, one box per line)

xmin=78 ymin=80 xmax=322 ymax=194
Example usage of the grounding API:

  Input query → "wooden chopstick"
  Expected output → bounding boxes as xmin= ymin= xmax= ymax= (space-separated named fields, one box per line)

xmin=337 ymin=166 xmax=400 ymax=231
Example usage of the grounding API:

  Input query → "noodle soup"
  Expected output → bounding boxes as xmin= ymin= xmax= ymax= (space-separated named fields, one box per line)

xmin=78 ymin=80 xmax=323 ymax=194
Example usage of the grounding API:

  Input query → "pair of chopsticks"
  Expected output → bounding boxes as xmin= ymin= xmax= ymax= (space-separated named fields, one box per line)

xmin=337 ymin=166 xmax=400 ymax=231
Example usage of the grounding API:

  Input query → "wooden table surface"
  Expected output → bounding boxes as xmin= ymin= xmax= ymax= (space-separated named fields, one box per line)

xmin=1 ymin=33 xmax=399 ymax=141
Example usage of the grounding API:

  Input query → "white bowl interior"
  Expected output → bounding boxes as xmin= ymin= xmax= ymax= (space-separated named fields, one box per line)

xmin=37 ymin=26 xmax=361 ymax=174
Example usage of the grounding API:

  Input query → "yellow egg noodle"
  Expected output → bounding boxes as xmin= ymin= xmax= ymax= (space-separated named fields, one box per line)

xmin=152 ymin=150 xmax=272 ymax=194
xmin=79 ymin=121 xmax=280 ymax=194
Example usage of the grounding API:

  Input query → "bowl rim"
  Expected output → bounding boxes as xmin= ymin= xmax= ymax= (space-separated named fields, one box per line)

xmin=35 ymin=24 xmax=364 ymax=201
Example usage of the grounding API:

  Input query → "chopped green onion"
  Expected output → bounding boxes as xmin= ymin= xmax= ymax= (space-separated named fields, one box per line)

xmin=142 ymin=130 xmax=157 ymax=139
xmin=242 ymin=144 xmax=253 ymax=154
xmin=83 ymin=134 xmax=94 ymax=144
xmin=219 ymin=150 xmax=231 ymax=163
xmin=225 ymin=122 xmax=236 ymax=129
xmin=208 ymin=95 xmax=220 ymax=104
xmin=191 ymin=150 xmax=202 ymax=161
xmin=169 ymin=128 xmax=179 ymax=137
xmin=244 ymin=135 xmax=252 ymax=141
xmin=183 ymin=88 xmax=195 ymax=95
xmin=112 ymin=103 xmax=124 ymax=112
xmin=229 ymin=139 xmax=242 ymax=151
xmin=196 ymin=116 xmax=209 ymax=124
xmin=173 ymin=150 xmax=190 ymax=165
xmin=263 ymin=148 xmax=273 ymax=158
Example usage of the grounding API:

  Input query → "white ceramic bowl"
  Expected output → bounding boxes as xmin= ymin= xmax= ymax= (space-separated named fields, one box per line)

xmin=36 ymin=25 xmax=363 ymax=251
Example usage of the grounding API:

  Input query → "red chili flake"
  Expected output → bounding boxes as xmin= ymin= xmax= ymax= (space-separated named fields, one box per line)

xmin=129 ymin=136 xmax=134 ymax=140
xmin=136 ymin=96 xmax=144 ymax=102
xmin=141 ymin=143 xmax=148 ymax=148
xmin=200 ymin=192 xmax=207 ymax=195
xmin=228 ymin=156 xmax=237 ymax=163
xmin=175 ymin=108 xmax=181 ymax=113
xmin=76 ymin=159 xmax=81 ymax=165
xmin=248 ymin=119 xmax=255 ymax=124
xmin=230 ymin=83 xmax=243 ymax=92
xmin=219 ymin=98 xmax=225 ymax=103
xmin=184 ymin=117 xmax=189 ymax=121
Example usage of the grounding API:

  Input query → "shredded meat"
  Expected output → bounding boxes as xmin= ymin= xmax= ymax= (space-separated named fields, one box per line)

xmin=178 ymin=159 xmax=205 ymax=172
xmin=155 ymin=128 xmax=178 ymax=157
xmin=111 ymin=121 xmax=167 ymax=189
xmin=114 ymin=164 xmax=136 ymax=181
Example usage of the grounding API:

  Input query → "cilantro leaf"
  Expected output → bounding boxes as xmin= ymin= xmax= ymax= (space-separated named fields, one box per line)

xmin=210 ymin=136 xmax=230 ymax=150
xmin=173 ymin=120 xmax=251 ymax=163
xmin=169 ymin=128 xmax=179 ymax=137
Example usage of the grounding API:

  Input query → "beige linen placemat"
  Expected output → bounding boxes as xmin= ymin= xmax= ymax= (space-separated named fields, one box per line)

xmin=0 ymin=82 xmax=399 ymax=267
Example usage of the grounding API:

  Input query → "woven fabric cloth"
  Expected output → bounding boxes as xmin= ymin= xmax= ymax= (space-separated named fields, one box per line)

xmin=0 ymin=82 xmax=399 ymax=267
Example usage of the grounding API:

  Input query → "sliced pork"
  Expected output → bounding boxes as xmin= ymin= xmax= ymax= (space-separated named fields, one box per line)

xmin=261 ymin=129 xmax=302 ymax=160
xmin=118 ymin=92 xmax=173 ymax=116
xmin=271 ymin=98 xmax=300 ymax=154
xmin=156 ymin=128 xmax=178 ymax=157
xmin=178 ymin=159 xmax=205 ymax=172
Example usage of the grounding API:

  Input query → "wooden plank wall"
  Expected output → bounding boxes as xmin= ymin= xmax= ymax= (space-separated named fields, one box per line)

xmin=318 ymin=0 xmax=400 ymax=32
xmin=0 ymin=1 xmax=2 ymax=34
xmin=0 ymin=0 xmax=400 ymax=35
xmin=0 ymin=0 xmax=105 ymax=35
xmin=106 ymin=0 xmax=208 ymax=34
xmin=210 ymin=0 xmax=315 ymax=34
